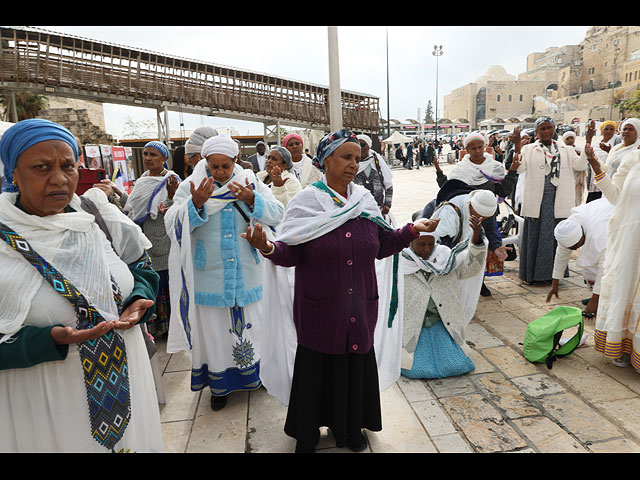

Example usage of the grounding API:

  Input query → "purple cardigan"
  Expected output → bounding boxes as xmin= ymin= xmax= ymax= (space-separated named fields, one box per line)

xmin=266 ymin=218 xmax=418 ymax=355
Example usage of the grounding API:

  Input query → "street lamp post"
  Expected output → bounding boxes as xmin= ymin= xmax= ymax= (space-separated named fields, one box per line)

xmin=432 ymin=45 xmax=443 ymax=144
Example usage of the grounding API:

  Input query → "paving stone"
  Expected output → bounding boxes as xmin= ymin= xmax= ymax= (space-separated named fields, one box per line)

xmin=427 ymin=375 xmax=477 ymax=398
xmin=587 ymin=437 xmax=640 ymax=453
xmin=466 ymin=322 xmax=504 ymax=349
xmin=548 ymin=355 xmax=638 ymax=403
xmin=512 ymin=416 xmax=587 ymax=453
xmin=480 ymin=345 xmax=540 ymax=378
xmin=368 ymin=384 xmax=437 ymax=453
xmin=474 ymin=372 xmax=542 ymax=419
xmin=186 ymin=391 xmax=249 ymax=453
xmin=397 ymin=376 xmax=434 ymax=402
xmin=431 ymin=432 xmax=474 ymax=453
xmin=538 ymin=392 xmax=625 ymax=444
xmin=412 ymin=399 xmax=458 ymax=437
xmin=440 ymin=394 xmax=527 ymax=452
xmin=160 ymin=420 xmax=192 ymax=453
xmin=510 ymin=373 xmax=566 ymax=398
xmin=594 ymin=397 xmax=640 ymax=441
xmin=467 ymin=348 xmax=496 ymax=374
xmin=158 ymin=370 xmax=201 ymax=423
xmin=246 ymin=387 xmax=292 ymax=453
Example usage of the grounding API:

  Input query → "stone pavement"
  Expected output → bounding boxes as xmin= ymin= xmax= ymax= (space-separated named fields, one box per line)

xmin=154 ymin=149 xmax=640 ymax=453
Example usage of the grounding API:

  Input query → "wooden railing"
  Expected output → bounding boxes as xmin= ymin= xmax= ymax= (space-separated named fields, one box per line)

xmin=0 ymin=26 xmax=381 ymax=132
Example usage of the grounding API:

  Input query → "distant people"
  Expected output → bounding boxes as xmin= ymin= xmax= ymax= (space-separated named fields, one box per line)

xmin=123 ymin=140 xmax=181 ymax=337
xmin=283 ymin=133 xmax=322 ymax=188
xmin=395 ymin=144 xmax=406 ymax=167
xmin=583 ymin=120 xmax=616 ymax=202
xmin=425 ymin=142 xmax=435 ymax=166
xmin=595 ymin=118 xmax=640 ymax=179
xmin=406 ymin=142 xmax=414 ymax=170
xmin=400 ymin=215 xmax=486 ymax=379
xmin=355 ymin=134 xmax=394 ymax=215
xmin=514 ymin=117 xmax=588 ymax=284
xmin=248 ymin=140 xmax=268 ymax=173
xmin=561 ymin=130 xmax=585 ymax=206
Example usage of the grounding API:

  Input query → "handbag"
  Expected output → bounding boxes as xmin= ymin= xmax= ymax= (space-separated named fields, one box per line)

xmin=523 ymin=306 xmax=584 ymax=369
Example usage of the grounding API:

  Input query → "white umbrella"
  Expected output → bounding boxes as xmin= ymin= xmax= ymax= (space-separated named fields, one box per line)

xmin=382 ymin=131 xmax=413 ymax=144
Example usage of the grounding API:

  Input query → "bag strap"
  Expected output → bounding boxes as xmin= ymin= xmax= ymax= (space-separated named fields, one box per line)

xmin=545 ymin=318 xmax=584 ymax=369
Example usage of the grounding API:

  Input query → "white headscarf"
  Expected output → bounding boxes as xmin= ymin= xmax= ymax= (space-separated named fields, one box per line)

xmin=605 ymin=118 xmax=640 ymax=177
xmin=468 ymin=189 xmax=498 ymax=217
xmin=201 ymin=133 xmax=239 ymax=159
xmin=554 ymin=219 xmax=583 ymax=248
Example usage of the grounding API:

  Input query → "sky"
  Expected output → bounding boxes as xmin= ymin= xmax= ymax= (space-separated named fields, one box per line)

xmin=35 ymin=25 xmax=591 ymax=139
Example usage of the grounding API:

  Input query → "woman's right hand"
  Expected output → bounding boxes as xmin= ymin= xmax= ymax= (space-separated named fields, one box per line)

xmin=241 ymin=223 xmax=274 ymax=253
xmin=190 ymin=177 xmax=216 ymax=209
xmin=585 ymin=120 xmax=596 ymax=144
xmin=51 ymin=322 xmax=116 ymax=345
xmin=584 ymin=144 xmax=602 ymax=175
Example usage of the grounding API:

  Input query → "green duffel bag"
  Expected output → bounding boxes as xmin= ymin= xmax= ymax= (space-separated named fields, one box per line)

xmin=523 ymin=306 xmax=584 ymax=369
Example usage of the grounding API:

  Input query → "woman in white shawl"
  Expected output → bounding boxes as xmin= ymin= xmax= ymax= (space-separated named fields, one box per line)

xmin=164 ymin=134 xmax=284 ymax=411
xmin=583 ymin=120 xmax=617 ymax=203
xmin=256 ymin=146 xmax=302 ymax=208
xmin=283 ymin=132 xmax=323 ymax=188
xmin=0 ymin=119 xmax=162 ymax=452
xmin=401 ymin=216 xmax=487 ymax=379
xmin=585 ymin=126 xmax=640 ymax=371
xmin=122 ymin=140 xmax=181 ymax=337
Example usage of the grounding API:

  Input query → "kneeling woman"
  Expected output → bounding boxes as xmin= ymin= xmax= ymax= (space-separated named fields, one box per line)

xmin=400 ymin=215 xmax=487 ymax=379
xmin=164 ymin=134 xmax=284 ymax=411
xmin=243 ymin=129 xmax=439 ymax=453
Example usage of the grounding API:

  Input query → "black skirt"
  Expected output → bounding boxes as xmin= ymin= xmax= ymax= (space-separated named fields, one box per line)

xmin=284 ymin=344 xmax=382 ymax=451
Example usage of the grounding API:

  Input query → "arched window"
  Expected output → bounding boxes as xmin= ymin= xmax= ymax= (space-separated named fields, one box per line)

xmin=497 ymin=94 xmax=501 ymax=102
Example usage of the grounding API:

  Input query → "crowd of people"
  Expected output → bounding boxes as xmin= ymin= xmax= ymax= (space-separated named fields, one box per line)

xmin=0 ymin=114 xmax=639 ymax=453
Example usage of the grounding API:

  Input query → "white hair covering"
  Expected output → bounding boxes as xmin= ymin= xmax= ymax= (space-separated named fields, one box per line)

xmin=562 ymin=131 xmax=576 ymax=140
xmin=554 ymin=219 xmax=583 ymax=248
xmin=201 ymin=133 xmax=239 ymax=159
xmin=356 ymin=134 xmax=372 ymax=148
xmin=185 ymin=126 xmax=219 ymax=155
xmin=468 ymin=189 xmax=497 ymax=217
xmin=464 ymin=132 xmax=486 ymax=149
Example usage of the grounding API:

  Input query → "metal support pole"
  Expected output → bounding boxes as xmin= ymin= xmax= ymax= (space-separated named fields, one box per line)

xmin=328 ymin=26 xmax=343 ymax=131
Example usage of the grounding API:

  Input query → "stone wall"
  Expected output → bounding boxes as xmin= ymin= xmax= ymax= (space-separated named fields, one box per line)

xmin=38 ymin=107 xmax=114 ymax=145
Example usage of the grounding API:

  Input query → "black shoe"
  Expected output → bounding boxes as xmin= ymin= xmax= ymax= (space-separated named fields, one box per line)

xmin=347 ymin=433 xmax=368 ymax=452
xmin=211 ymin=395 xmax=227 ymax=411
xmin=480 ymin=283 xmax=492 ymax=297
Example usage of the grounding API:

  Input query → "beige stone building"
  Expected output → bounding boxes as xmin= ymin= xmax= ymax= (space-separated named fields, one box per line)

xmin=443 ymin=26 xmax=640 ymax=130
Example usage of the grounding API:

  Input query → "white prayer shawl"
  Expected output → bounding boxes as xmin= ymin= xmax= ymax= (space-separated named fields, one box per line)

xmin=604 ymin=138 xmax=640 ymax=178
xmin=259 ymin=178 xmax=403 ymax=405
xmin=448 ymin=153 xmax=506 ymax=186
xmin=595 ymin=160 xmax=640 ymax=351
xmin=0 ymin=190 xmax=151 ymax=341
xmin=290 ymin=155 xmax=322 ymax=188
xmin=357 ymin=152 xmax=394 ymax=189
xmin=124 ymin=170 xmax=181 ymax=224
xmin=163 ymin=161 xmax=267 ymax=354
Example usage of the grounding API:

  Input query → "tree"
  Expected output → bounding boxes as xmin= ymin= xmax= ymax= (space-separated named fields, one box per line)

xmin=618 ymin=89 xmax=640 ymax=117
xmin=423 ymin=100 xmax=434 ymax=123
xmin=121 ymin=116 xmax=157 ymax=139
xmin=0 ymin=92 xmax=48 ymax=121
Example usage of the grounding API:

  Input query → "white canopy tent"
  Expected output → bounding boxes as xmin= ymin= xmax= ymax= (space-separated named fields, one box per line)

xmin=382 ymin=130 xmax=413 ymax=145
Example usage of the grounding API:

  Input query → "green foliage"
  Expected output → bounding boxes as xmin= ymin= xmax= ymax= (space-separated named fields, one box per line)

xmin=0 ymin=92 xmax=48 ymax=121
xmin=618 ymin=88 xmax=640 ymax=116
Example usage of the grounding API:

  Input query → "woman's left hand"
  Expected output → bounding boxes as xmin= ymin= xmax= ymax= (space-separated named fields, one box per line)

xmin=230 ymin=178 xmax=255 ymax=207
xmin=492 ymin=245 xmax=512 ymax=260
xmin=412 ymin=218 xmax=440 ymax=234
xmin=112 ymin=299 xmax=154 ymax=330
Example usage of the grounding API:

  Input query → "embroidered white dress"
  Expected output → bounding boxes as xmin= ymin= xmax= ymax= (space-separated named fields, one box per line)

xmin=0 ymin=192 xmax=162 ymax=452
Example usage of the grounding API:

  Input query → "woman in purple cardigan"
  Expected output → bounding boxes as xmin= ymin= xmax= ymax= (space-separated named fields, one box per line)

xmin=243 ymin=129 xmax=439 ymax=453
